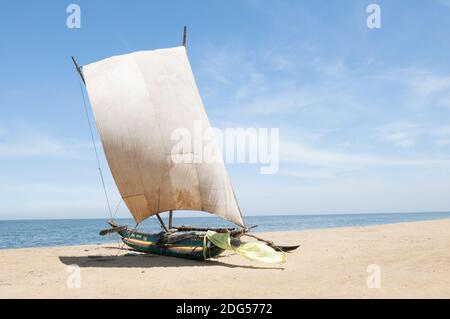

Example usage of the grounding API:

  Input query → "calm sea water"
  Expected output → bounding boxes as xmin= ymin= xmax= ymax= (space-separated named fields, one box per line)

xmin=1 ymin=212 xmax=450 ymax=249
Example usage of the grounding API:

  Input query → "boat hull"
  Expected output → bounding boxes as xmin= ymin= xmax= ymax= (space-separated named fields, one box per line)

xmin=116 ymin=227 xmax=224 ymax=260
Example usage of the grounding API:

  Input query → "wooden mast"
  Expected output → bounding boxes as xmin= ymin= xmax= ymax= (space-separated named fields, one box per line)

xmin=182 ymin=26 xmax=187 ymax=48
xmin=156 ymin=213 xmax=169 ymax=232
xmin=168 ymin=210 xmax=173 ymax=229
xmin=71 ymin=56 xmax=86 ymax=85
xmin=166 ymin=26 xmax=187 ymax=232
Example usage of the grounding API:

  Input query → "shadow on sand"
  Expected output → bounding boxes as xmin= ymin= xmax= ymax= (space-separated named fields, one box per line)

xmin=58 ymin=247 xmax=284 ymax=270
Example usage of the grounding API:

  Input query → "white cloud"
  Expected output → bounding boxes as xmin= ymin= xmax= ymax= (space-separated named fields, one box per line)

xmin=279 ymin=140 xmax=450 ymax=177
xmin=407 ymin=72 xmax=450 ymax=109
xmin=376 ymin=122 xmax=450 ymax=148
xmin=377 ymin=122 xmax=419 ymax=147
xmin=0 ymin=176 xmax=124 ymax=219
xmin=433 ymin=125 xmax=450 ymax=137
xmin=200 ymin=44 xmax=266 ymax=100
xmin=0 ymin=126 xmax=92 ymax=159
xmin=281 ymin=141 xmax=378 ymax=169
xmin=268 ymin=55 xmax=296 ymax=71
xmin=384 ymin=133 xmax=415 ymax=146
xmin=0 ymin=137 xmax=88 ymax=158
xmin=373 ymin=67 xmax=450 ymax=110
xmin=278 ymin=168 xmax=338 ymax=179
xmin=199 ymin=44 xmax=450 ymax=184
xmin=240 ymin=88 xmax=315 ymax=114
xmin=431 ymin=126 xmax=450 ymax=146
xmin=312 ymin=57 xmax=347 ymax=76
xmin=434 ymin=139 xmax=450 ymax=146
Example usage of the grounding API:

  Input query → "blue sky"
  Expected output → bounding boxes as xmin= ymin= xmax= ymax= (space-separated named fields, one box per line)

xmin=1 ymin=0 xmax=450 ymax=219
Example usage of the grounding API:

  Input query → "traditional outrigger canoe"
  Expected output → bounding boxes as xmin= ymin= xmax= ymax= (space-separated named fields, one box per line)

xmin=105 ymin=221 xmax=235 ymax=260
xmin=73 ymin=27 xmax=298 ymax=262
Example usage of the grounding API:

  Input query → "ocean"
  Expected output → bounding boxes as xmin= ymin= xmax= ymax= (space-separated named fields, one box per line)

xmin=1 ymin=212 xmax=450 ymax=249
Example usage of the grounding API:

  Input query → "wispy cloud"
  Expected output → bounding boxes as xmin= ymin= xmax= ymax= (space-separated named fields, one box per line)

xmin=434 ymin=139 xmax=450 ymax=146
xmin=197 ymin=39 xmax=450 ymax=189
xmin=376 ymin=122 xmax=450 ymax=148
xmin=312 ymin=57 xmax=348 ymax=77
xmin=404 ymin=70 xmax=450 ymax=109
xmin=201 ymin=46 xmax=362 ymax=122
xmin=377 ymin=122 xmax=419 ymax=147
xmin=201 ymin=44 xmax=266 ymax=100
xmin=279 ymin=139 xmax=450 ymax=178
xmin=0 ymin=125 xmax=92 ymax=159
xmin=433 ymin=125 xmax=450 ymax=136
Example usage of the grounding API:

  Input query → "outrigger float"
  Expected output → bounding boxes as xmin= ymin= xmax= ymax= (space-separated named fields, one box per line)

xmin=73 ymin=27 xmax=299 ymax=262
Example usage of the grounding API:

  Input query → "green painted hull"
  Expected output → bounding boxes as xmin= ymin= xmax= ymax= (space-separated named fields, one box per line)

xmin=117 ymin=227 xmax=224 ymax=260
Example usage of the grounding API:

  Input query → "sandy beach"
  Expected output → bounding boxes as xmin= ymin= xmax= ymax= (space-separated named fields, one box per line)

xmin=1 ymin=218 xmax=450 ymax=298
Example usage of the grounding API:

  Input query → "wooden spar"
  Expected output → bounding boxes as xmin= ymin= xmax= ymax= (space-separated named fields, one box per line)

xmin=173 ymin=224 xmax=256 ymax=234
xmin=156 ymin=213 xmax=169 ymax=232
xmin=243 ymin=233 xmax=274 ymax=245
xmin=99 ymin=225 xmax=127 ymax=236
xmin=71 ymin=56 xmax=86 ymax=85
xmin=243 ymin=233 xmax=301 ymax=252
xmin=174 ymin=225 xmax=236 ymax=233
xmin=168 ymin=210 xmax=173 ymax=229
xmin=182 ymin=26 xmax=187 ymax=48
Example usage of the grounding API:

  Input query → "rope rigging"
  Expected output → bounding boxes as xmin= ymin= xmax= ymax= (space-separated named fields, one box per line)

xmin=78 ymin=81 xmax=113 ymax=221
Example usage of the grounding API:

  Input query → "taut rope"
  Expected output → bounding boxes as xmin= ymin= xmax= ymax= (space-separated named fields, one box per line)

xmin=78 ymin=81 xmax=113 ymax=221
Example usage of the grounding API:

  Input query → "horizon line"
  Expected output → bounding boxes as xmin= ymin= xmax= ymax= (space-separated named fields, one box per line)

xmin=1 ymin=211 xmax=450 ymax=222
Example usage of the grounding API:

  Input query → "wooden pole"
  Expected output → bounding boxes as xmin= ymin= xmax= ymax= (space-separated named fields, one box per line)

xmin=174 ymin=225 xmax=237 ymax=233
xmin=71 ymin=56 xmax=86 ymax=85
xmin=242 ymin=233 xmax=300 ymax=252
xmin=168 ymin=210 xmax=173 ymax=229
xmin=182 ymin=26 xmax=187 ymax=48
xmin=156 ymin=213 xmax=168 ymax=232
xmin=243 ymin=233 xmax=274 ymax=245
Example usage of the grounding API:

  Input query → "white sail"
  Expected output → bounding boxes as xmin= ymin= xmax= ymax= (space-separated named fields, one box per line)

xmin=82 ymin=46 xmax=245 ymax=227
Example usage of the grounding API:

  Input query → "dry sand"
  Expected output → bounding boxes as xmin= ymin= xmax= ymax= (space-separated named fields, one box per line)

xmin=1 ymin=218 xmax=450 ymax=298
